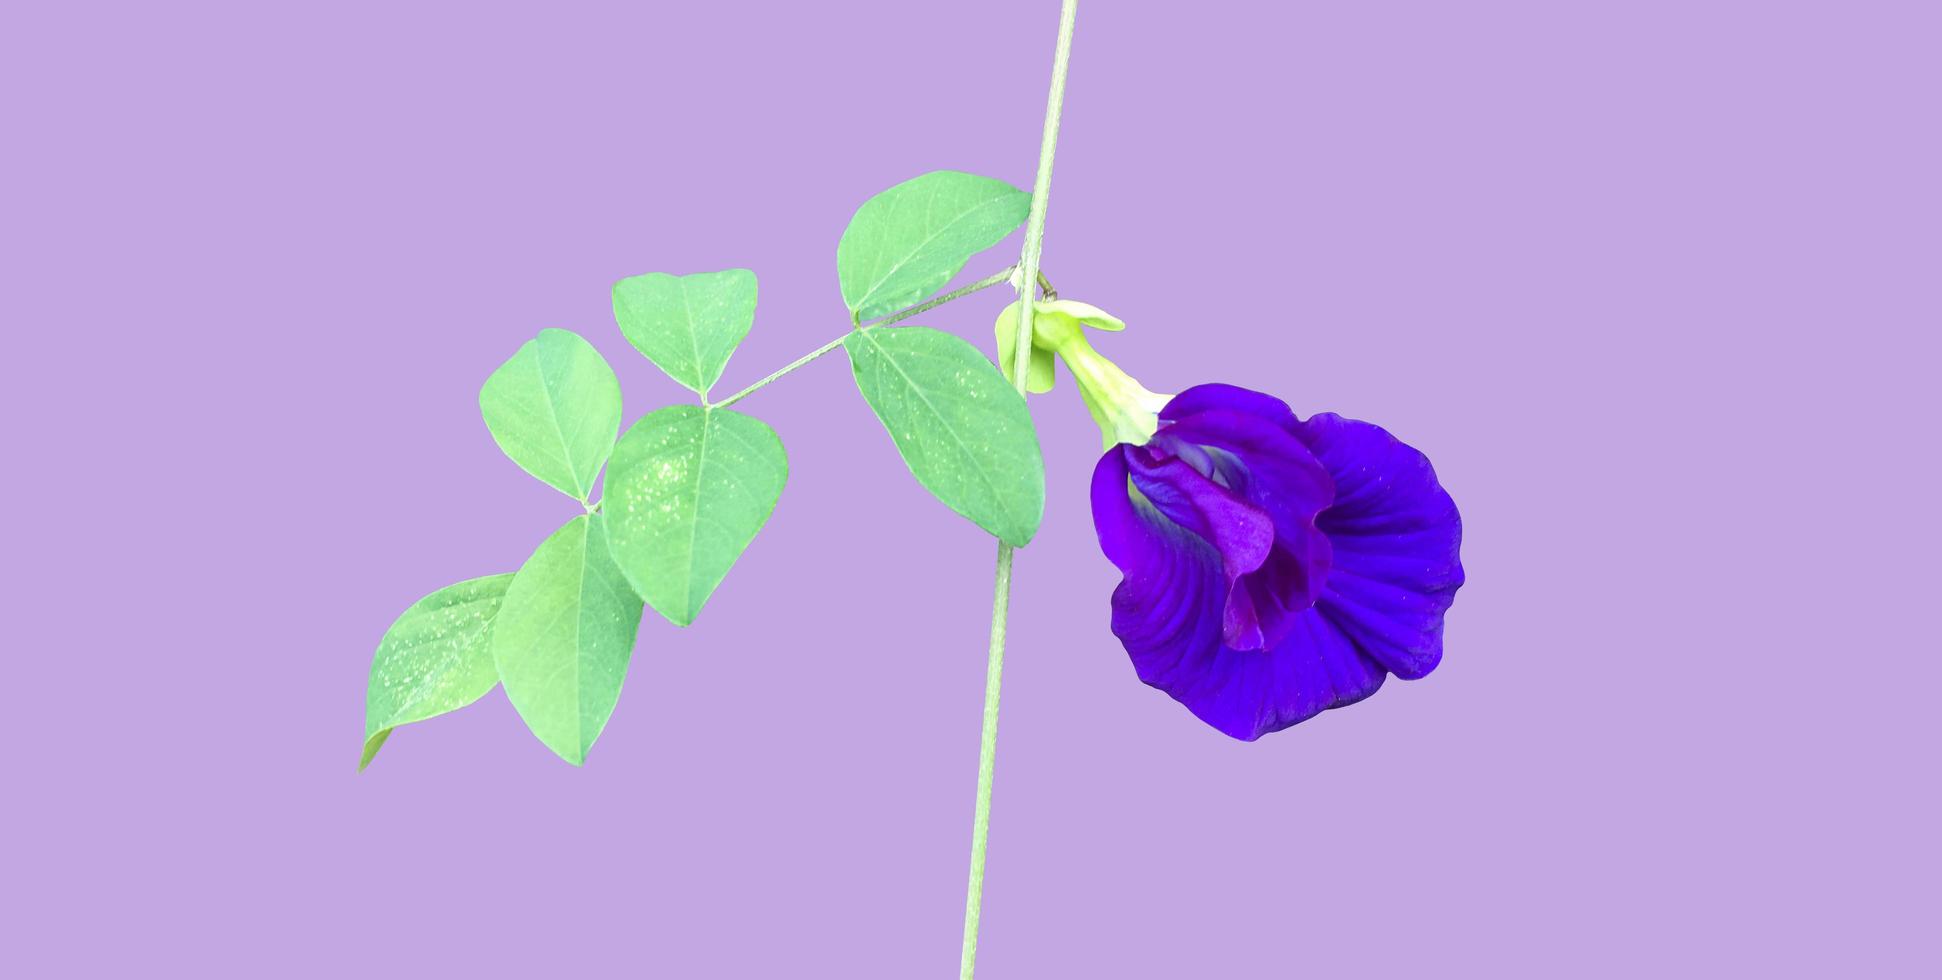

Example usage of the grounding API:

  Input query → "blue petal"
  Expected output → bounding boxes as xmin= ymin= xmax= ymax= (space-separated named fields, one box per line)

xmin=1093 ymin=435 xmax=1375 ymax=740
xmin=1295 ymin=413 xmax=1464 ymax=679
xmin=1124 ymin=446 xmax=1275 ymax=581
xmin=1154 ymin=407 xmax=1334 ymax=650
xmin=1091 ymin=448 xmax=1226 ymax=682
xmin=1178 ymin=610 xmax=1389 ymax=740
xmin=1160 ymin=383 xmax=1302 ymax=428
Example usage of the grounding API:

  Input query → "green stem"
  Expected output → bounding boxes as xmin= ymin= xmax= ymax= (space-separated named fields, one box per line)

xmin=960 ymin=2 xmax=1078 ymax=978
xmin=961 ymin=541 xmax=1015 ymax=975
xmin=879 ymin=266 xmax=1018 ymax=327
xmin=711 ymin=266 xmax=1017 ymax=410
xmin=710 ymin=335 xmax=845 ymax=410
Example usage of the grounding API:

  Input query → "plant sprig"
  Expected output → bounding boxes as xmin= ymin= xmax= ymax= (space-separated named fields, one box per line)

xmin=364 ymin=11 xmax=1083 ymax=980
xmin=365 ymin=175 xmax=1049 ymax=769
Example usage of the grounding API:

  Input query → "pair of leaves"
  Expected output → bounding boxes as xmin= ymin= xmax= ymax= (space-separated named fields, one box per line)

xmin=371 ymin=331 xmax=633 ymax=769
xmin=605 ymin=269 xmax=790 ymax=619
xmin=362 ymin=516 xmax=643 ymax=768
xmin=836 ymin=171 xmax=1045 ymax=546
xmin=364 ymin=516 xmax=646 ymax=768
xmin=604 ymin=270 xmax=788 ymax=627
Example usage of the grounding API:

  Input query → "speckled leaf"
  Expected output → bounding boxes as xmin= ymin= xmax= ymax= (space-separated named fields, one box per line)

xmin=837 ymin=171 xmax=1030 ymax=321
xmin=479 ymin=329 xmax=623 ymax=502
xmin=492 ymin=515 xmax=643 ymax=765
xmin=845 ymin=326 xmax=1044 ymax=546
xmin=604 ymin=405 xmax=787 ymax=627
xmin=361 ymin=573 xmax=513 ymax=771
xmin=611 ymin=269 xmax=757 ymax=395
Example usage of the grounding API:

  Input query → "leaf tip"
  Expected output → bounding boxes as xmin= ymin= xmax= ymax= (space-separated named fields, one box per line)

xmin=647 ymin=599 xmax=696 ymax=629
xmin=359 ymin=728 xmax=392 ymax=772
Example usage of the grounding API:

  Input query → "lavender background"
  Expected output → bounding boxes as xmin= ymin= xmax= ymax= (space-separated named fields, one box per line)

xmin=8 ymin=1 xmax=1937 ymax=976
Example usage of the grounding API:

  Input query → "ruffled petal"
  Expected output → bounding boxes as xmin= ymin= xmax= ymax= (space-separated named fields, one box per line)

xmin=1157 ymin=411 xmax=1331 ymax=550
xmin=1294 ymin=413 xmax=1464 ymax=679
xmin=1091 ymin=448 xmax=1227 ymax=681
xmin=1124 ymin=447 xmax=1274 ymax=578
xmin=1145 ymin=609 xmax=1389 ymax=741
xmin=1154 ymin=404 xmax=1334 ymax=650
xmin=1160 ymin=382 xmax=1303 ymax=429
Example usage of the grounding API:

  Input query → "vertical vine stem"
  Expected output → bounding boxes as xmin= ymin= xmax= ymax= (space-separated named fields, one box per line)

xmin=960 ymin=2 xmax=1079 ymax=977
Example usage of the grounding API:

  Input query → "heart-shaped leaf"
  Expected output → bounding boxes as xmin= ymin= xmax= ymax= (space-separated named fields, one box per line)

xmin=837 ymin=171 xmax=1029 ymax=322
xmin=361 ymin=573 xmax=513 ymax=770
xmin=611 ymin=269 xmax=758 ymax=396
xmin=845 ymin=326 xmax=1044 ymax=546
xmin=492 ymin=515 xmax=643 ymax=765
xmin=479 ymin=329 xmax=623 ymax=502
xmin=603 ymin=405 xmax=788 ymax=627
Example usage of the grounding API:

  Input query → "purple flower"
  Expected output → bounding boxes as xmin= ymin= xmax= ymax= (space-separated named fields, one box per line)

xmin=1091 ymin=383 xmax=1463 ymax=740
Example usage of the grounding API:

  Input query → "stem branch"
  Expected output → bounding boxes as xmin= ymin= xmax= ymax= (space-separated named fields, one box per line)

xmin=711 ymin=266 xmax=1017 ymax=410
xmin=879 ymin=266 xmax=1017 ymax=328
xmin=960 ymin=2 xmax=1078 ymax=977
xmin=711 ymin=336 xmax=845 ymax=410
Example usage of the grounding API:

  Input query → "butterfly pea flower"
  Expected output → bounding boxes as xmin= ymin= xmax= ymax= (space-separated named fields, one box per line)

xmin=1000 ymin=300 xmax=1464 ymax=739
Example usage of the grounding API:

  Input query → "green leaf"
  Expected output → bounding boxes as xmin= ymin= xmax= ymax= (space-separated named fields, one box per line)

xmin=479 ymin=328 xmax=623 ymax=502
xmin=361 ymin=573 xmax=513 ymax=771
xmin=844 ymin=326 xmax=1044 ymax=546
xmin=611 ymin=269 xmax=758 ymax=395
xmin=492 ymin=515 xmax=644 ymax=765
xmin=837 ymin=171 xmax=1030 ymax=322
xmin=604 ymin=405 xmax=788 ymax=627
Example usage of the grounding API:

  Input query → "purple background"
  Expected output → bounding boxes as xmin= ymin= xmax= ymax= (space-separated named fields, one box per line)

xmin=10 ymin=1 xmax=1937 ymax=976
